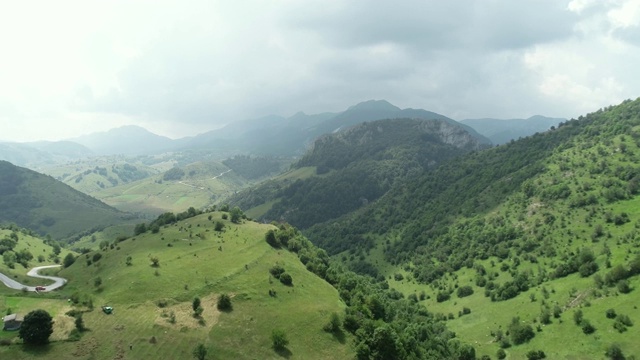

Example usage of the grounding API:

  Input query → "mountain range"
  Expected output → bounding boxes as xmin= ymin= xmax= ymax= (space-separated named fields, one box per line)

xmin=1 ymin=100 xmax=564 ymax=165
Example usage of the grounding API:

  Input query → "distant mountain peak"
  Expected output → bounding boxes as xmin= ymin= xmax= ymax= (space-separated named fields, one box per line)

xmin=347 ymin=99 xmax=400 ymax=112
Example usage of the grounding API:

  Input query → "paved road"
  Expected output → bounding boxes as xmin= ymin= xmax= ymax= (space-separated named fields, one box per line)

xmin=0 ymin=265 xmax=67 ymax=292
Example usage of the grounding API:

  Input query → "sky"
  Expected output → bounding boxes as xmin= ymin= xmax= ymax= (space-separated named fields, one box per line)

xmin=1 ymin=0 xmax=639 ymax=142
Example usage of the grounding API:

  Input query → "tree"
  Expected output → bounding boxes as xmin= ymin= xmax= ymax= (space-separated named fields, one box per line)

xmin=323 ymin=312 xmax=342 ymax=333
xmin=230 ymin=206 xmax=244 ymax=223
xmin=134 ymin=223 xmax=147 ymax=235
xmin=605 ymin=343 xmax=625 ymax=360
xmin=456 ymin=285 xmax=474 ymax=298
xmin=63 ymin=253 xmax=76 ymax=268
xmin=271 ymin=329 xmax=289 ymax=350
xmin=150 ymin=256 xmax=160 ymax=267
xmin=265 ymin=230 xmax=279 ymax=248
xmin=214 ymin=221 xmax=224 ymax=232
xmin=192 ymin=297 xmax=201 ymax=312
xmin=52 ymin=243 xmax=61 ymax=256
xmin=279 ymin=273 xmax=293 ymax=286
xmin=19 ymin=309 xmax=53 ymax=345
xmin=217 ymin=294 xmax=232 ymax=311
xmin=193 ymin=343 xmax=207 ymax=360
xmin=75 ymin=313 xmax=85 ymax=332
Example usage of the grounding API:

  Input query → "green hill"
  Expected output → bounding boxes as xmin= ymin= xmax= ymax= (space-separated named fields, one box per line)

xmin=304 ymin=98 xmax=640 ymax=358
xmin=0 ymin=161 xmax=130 ymax=241
xmin=0 ymin=211 xmax=477 ymax=359
xmin=229 ymin=118 xmax=488 ymax=228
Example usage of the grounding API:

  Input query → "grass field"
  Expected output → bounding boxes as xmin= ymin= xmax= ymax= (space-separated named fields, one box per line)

xmin=0 ymin=213 xmax=353 ymax=359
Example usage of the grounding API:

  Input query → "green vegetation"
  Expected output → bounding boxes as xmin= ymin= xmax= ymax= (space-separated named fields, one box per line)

xmin=230 ymin=118 xmax=486 ymax=229
xmin=297 ymin=97 xmax=640 ymax=358
xmin=18 ymin=309 xmax=53 ymax=345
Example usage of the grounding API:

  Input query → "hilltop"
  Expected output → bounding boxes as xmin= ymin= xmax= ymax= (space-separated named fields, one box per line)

xmin=0 ymin=161 xmax=131 ymax=240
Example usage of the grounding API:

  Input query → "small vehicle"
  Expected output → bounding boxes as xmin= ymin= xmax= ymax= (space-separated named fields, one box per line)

xmin=102 ymin=306 xmax=113 ymax=314
xmin=35 ymin=286 xmax=46 ymax=291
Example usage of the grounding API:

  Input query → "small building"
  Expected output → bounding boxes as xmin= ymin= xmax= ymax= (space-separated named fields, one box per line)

xmin=2 ymin=314 xmax=23 ymax=331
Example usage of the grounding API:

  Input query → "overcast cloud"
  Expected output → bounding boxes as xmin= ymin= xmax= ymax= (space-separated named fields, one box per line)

xmin=1 ymin=0 xmax=639 ymax=142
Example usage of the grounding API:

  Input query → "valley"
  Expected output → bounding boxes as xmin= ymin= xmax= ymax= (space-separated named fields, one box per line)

xmin=1 ymin=98 xmax=638 ymax=359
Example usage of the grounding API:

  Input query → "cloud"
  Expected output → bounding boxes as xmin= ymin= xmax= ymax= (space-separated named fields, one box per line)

xmin=1 ymin=0 xmax=639 ymax=142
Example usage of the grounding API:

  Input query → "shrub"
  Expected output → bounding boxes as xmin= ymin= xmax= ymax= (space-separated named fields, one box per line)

xmin=456 ymin=285 xmax=474 ymax=298
xmin=217 ymin=293 xmax=232 ymax=311
xmin=271 ymin=329 xmax=289 ymax=350
xmin=323 ymin=312 xmax=342 ymax=333
xmin=509 ymin=317 xmax=535 ymax=345
xmin=581 ymin=320 xmax=596 ymax=334
xmin=279 ymin=273 xmax=293 ymax=286
xmin=496 ymin=348 xmax=507 ymax=359
xmin=617 ymin=280 xmax=631 ymax=294
xmin=526 ymin=350 xmax=546 ymax=360
xmin=605 ymin=343 xmax=625 ymax=360
xmin=436 ymin=291 xmax=450 ymax=303
xmin=269 ymin=265 xmax=285 ymax=278
xmin=606 ymin=308 xmax=617 ymax=319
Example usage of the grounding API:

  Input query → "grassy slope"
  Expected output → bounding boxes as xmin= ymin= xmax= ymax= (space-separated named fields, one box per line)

xmin=93 ymin=163 xmax=249 ymax=215
xmin=0 ymin=213 xmax=353 ymax=359
xmin=0 ymin=161 xmax=127 ymax=240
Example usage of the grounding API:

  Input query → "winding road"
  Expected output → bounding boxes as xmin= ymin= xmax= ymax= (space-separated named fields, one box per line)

xmin=0 ymin=265 xmax=67 ymax=292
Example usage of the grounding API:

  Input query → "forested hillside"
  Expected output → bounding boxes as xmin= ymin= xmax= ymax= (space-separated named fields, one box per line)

xmin=304 ymin=98 xmax=640 ymax=358
xmin=0 ymin=161 xmax=130 ymax=240
xmin=229 ymin=118 xmax=488 ymax=228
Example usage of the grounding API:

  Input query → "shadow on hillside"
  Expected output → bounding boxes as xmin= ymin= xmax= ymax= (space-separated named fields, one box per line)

xmin=274 ymin=346 xmax=292 ymax=358
xmin=331 ymin=329 xmax=346 ymax=344
xmin=21 ymin=343 xmax=52 ymax=357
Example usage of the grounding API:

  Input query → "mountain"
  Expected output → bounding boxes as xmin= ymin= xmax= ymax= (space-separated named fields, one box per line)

xmin=0 ymin=160 xmax=130 ymax=240
xmin=228 ymin=117 xmax=489 ymax=228
xmin=0 ymin=140 xmax=92 ymax=168
xmin=460 ymin=115 xmax=565 ymax=144
xmin=70 ymin=125 xmax=175 ymax=155
xmin=303 ymin=98 xmax=640 ymax=358
xmin=182 ymin=100 xmax=491 ymax=156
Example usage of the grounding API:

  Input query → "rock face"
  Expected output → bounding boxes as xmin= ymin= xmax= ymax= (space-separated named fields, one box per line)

xmin=309 ymin=117 xmax=487 ymax=156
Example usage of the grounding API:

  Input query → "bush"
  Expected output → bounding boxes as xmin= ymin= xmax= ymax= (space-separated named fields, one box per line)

xmin=214 ymin=221 xmax=224 ymax=231
xmin=323 ymin=312 xmax=342 ymax=333
xmin=617 ymin=280 xmax=631 ymax=294
xmin=606 ymin=308 xmax=617 ymax=319
xmin=279 ymin=273 xmax=293 ymax=286
xmin=496 ymin=348 xmax=507 ymax=359
xmin=63 ymin=253 xmax=76 ymax=268
xmin=271 ymin=329 xmax=289 ymax=350
xmin=269 ymin=265 xmax=285 ymax=278
xmin=436 ymin=291 xmax=450 ymax=302
xmin=217 ymin=293 xmax=232 ymax=311
xmin=509 ymin=317 xmax=535 ymax=345
xmin=526 ymin=350 xmax=546 ymax=360
xmin=456 ymin=285 xmax=474 ymax=298
xmin=581 ymin=320 xmax=596 ymax=334
xmin=605 ymin=343 xmax=625 ymax=360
